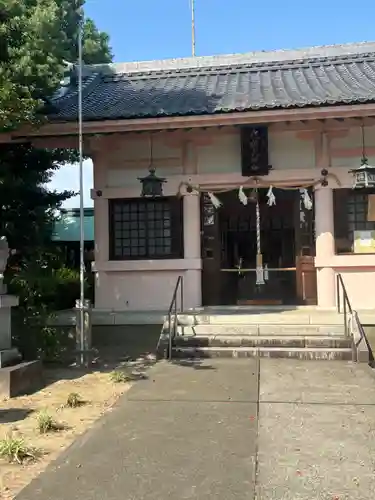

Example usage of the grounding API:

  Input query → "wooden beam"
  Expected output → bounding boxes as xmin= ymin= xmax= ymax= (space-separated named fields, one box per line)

xmin=3 ymin=103 xmax=375 ymax=140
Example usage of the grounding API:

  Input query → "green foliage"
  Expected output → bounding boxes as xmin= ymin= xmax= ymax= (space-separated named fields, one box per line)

xmin=10 ymin=253 xmax=89 ymax=361
xmin=109 ymin=370 xmax=132 ymax=384
xmin=0 ymin=1 xmax=112 ymax=360
xmin=0 ymin=0 xmax=63 ymax=130
xmin=10 ymin=252 xmax=88 ymax=310
xmin=82 ymin=18 xmax=113 ymax=64
xmin=0 ymin=434 xmax=39 ymax=464
xmin=66 ymin=392 xmax=84 ymax=408
xmin=0 ymin=0 xmax=113 ymax=130
xmin=0 ymin=143 xmax=73 ymax=251
xmin=0 ymin=1 xmax=113 ymax=252
xmin=36 ymin=410 xmax=61 ymax=434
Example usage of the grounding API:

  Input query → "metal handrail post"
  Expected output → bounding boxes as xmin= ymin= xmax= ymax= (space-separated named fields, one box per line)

xmin=343 ymin=296 xmax=348 ymax=337
xmin=168 ymin=311 xmax=172 ymax=361
xmin=180 ymin=276 xmax=184 ymax=313
xmin=174 ymin=296 xmax=178 ymax=343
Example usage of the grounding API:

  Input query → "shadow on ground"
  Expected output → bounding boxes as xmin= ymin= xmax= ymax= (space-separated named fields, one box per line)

xmin=170 ymin=358 xmax=217 ymax=370
xmin=19 ymin=325 xmax=163 ymax=391
xmin=0 ymin=408 xmax=34 ymax=423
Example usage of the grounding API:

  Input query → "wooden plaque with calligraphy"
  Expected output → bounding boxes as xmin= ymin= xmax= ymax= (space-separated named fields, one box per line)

xmin=241 ymin=126 xmax=271 ymax=177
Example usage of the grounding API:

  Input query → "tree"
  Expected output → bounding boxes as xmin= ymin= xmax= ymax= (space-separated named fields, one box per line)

xmin=0 ymin=0 xmax=113 ymax=130
xmin=0 ymin=0 xmax=113 ymax=252
xmin=0 ymin=1 xmax=113 ymax=360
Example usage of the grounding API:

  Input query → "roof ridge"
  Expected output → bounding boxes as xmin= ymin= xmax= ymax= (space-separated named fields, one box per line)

xmin=101 ymin=51 xmax=375 ymax=81
xmin=92 ymin=41 xmax=375 ymax=76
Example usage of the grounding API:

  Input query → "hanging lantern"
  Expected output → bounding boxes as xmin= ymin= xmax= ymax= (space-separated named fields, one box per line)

xmin=349 ymin=124 xmax=375 ymax=190
xmin=138 ymin=133 xmax=167 ymax=197
xmin=138 ymin=168 xmax=167 ymax=197
xmin=349 ymin=158 xmax=375 ymax=190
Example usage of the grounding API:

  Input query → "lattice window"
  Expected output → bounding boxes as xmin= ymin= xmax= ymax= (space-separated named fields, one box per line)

xmin=109 ymin=198 xmax=183 ymax=260
xmin=334 ymin=190 xmax=375 ymax=253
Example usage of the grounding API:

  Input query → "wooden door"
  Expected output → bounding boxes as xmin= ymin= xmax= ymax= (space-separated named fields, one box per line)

xmin=201 ymin=194 xmax=222 ymax=305
xmin=295 ymin=189 xmax=317 ymax=305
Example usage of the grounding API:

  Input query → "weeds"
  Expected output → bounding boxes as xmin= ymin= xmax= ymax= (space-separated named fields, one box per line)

xmin=66 ymin=392 xmax=84 ymax=408
xmin=36 ymin=411 xmax=62 ymax=434
xmin=109 ymin=370 xmax=131 ymax=383
xmin=0 ymin=435 xmax=39 ymax=464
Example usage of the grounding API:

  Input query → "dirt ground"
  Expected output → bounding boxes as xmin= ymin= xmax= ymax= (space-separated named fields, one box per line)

xmin=0 ymin=361 xmax=145 ymax=500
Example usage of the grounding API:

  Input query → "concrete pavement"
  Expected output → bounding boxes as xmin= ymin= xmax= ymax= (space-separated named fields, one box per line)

xmin=16 ymin=359 xmax=375 ymax=500
xmin=257 ymin=361 xmax=375 ymax=499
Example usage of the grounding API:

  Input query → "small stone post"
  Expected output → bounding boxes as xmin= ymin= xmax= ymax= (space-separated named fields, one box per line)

xmin=75 ymin=298 xmax=92 ymax=367
xmin=0 ymin=236 xmax=21 ymax=367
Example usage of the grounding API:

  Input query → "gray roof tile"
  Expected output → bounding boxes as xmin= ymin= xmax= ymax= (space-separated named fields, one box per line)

xmin=50 ymin=42 xmax=375 ymax=122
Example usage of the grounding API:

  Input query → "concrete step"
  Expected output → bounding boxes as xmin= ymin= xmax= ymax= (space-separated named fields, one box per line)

xmin=172 ymin=324 xmax=346 ymax=336
xmin=171 ymin=346 xmax=353 ymax=361
xmin=176 ymin=310 xmax=345 ymax=326
xmin=173 ymin=335 xmax=351 ymax=349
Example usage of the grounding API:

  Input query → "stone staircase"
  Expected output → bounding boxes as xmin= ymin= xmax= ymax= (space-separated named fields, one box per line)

xmin=160 ymin=307 xmax=354 ymax=361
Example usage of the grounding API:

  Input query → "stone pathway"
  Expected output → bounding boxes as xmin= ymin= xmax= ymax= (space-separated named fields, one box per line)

xmin=16 ymin=359 xmax=375 ymax=500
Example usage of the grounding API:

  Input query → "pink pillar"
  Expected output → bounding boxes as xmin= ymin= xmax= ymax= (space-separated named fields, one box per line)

xmin=183 ymin=193 xmax=201 ymax=259
xmin=183 ymin=193 xmax=202 ymax=308
xmin=314 ymin=187 xmax=336 ymax=308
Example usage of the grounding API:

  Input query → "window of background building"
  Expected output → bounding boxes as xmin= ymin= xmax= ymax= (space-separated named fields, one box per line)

xmin=109 ymin=197 xmax=183 ymax=260
xmin=333 ymin=189 xmax=375 ymax=254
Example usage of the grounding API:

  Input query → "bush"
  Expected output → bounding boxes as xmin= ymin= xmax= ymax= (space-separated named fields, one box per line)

xmin=9 ymin=251 xmax=91 ymax=362
xmin=10 ymin=257 xmax=89 ymax=311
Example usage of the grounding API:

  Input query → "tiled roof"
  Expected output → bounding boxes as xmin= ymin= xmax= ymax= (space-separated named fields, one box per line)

xmin=50 ymin=42 xmax=375 ymax=122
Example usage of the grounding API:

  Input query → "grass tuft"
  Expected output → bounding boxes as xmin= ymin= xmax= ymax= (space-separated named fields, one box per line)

xmin=36 ymin=411 xmax=63 ymax=434
xmin=0 ymin=435 xmax=39 ymax=464
xmin=66 ymin=392 xmax=84 ymax=408
xmin=109 ymin=370 xmax=131 ymax=383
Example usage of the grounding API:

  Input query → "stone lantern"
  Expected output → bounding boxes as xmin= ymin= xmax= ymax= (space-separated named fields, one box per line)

xmin=0 ymin=235 xmax=43 ymax=398
xmin=0 ymin=236 xmax=21 ymax=368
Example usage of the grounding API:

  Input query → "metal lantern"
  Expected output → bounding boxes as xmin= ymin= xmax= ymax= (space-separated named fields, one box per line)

xmin=350 ymin=124 xmax=375 ymax=189
xmin=349 ymin=158 xmax=375 ymax=190
xmin=138 ymin=168 xmax=167 ymax=198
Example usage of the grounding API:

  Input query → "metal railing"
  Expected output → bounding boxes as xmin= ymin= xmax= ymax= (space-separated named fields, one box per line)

xmin=336 ymin=273 xmax=353 ymax=337
xmin=336 ymin=273 xmax=370 ymax=363
xmin=165 ymin=275 xmax=184 ymax=360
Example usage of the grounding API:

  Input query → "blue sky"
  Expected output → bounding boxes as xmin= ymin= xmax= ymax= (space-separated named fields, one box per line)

xmin=51 ymin=0 xmax=375 ymax=207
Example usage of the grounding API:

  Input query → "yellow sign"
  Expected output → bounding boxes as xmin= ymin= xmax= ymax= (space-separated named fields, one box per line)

xmin=354 ymin=230 xmax=375 ymax=253
xmin=368 ymin=195 xmax=375 ymax=222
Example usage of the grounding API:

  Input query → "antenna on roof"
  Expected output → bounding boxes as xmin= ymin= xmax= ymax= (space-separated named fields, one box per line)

xmin=191 ymin=0 xmax=196 ymax=56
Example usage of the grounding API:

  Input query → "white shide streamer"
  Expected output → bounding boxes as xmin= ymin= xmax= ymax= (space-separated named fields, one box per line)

xmin=238 ymin=186 xmax=248 ymax=205
xmin=266 ymin=186 xmax=276 ymax=206
xmin=207 ymin=192 xmax=222 ymax=208
xmin=301 ymin=188 xmax=313 ymax=210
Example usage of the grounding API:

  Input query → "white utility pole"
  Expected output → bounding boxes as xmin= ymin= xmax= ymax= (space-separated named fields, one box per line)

xmin=78 ymin=9 xmax=85 ymax=366
xmin=191 ymin=0 xmax=196 ymax=56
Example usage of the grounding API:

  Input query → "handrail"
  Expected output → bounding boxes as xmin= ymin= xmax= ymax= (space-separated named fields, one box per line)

xmin=336 ymin=273 xmax=353 ymax=337
xmin=166 ymin=275 xmax=184 ymax=360
xmin=352 ymin=311 xmax=366 ymax=348
xmin=336 ymin=273 xmax=370 ymax=363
